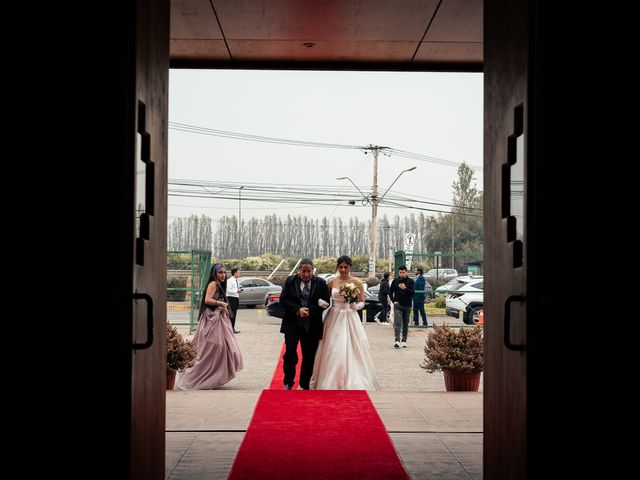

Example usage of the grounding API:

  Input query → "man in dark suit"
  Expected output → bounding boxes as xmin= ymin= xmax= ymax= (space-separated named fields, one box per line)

xmin=279 ymin=258 xmax=331 ymax=390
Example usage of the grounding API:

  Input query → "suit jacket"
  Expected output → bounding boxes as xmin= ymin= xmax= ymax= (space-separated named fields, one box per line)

xmin=279 ymin=274 xmax=330 ymax=340
xmin=414 ymin=274 xmax=426 ymax=300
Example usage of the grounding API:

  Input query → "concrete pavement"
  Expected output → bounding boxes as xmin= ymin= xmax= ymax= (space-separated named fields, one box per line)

xmin=167 ymin=307 xmax=482 ymax=479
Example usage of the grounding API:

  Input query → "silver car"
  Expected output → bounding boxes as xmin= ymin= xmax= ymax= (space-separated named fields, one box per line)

xmin=425 ymin=268 xmax=459 ymax=283
xmin=237 ymin=277 xmax=282 ymax=308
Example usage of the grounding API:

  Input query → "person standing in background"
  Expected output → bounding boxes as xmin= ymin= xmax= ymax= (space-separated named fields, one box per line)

xmin=390 ymin=265 xmax=414 ymax=348
xmin=378 ymin=272 xmax=391 ymax=324
xmin=226 ymin=268 xmax=242 ymax=334
xmin=413 ymin=267 xmax=428 ymax=327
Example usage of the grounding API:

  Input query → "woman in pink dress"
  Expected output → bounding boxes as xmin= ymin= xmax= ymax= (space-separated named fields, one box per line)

xmin=176 ymin=263 xmax=243 ymax=390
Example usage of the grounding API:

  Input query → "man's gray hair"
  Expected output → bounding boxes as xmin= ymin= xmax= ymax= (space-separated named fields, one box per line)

xmin=299 ymin=258 xmax=314 ymax=267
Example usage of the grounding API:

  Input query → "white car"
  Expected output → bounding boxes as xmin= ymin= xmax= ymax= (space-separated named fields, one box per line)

xmin=445 ymin=278 xmax=484 ymax=325
xmin=435 ymin=275 xmax=483 ymax=296
xmin=425 ymin=268 xmax=459 ymax=284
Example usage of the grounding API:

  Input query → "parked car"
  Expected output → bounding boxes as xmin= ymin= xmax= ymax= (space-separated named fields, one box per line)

xmin=445 ymin=278 xmax=484 ymax=325
xmin=237 ymin=277 xmax=282 ymax=307
xmin=364 ymin=279 xmax=433 ymax=322
xmin=367 ymin=279 xmax=433 ymax=302
xmin=435 ymin=275 xmax=483 ymax=296
xmin=266 ymin=294 xmax=283 ymax=318
xmin=316 ymin=273 xmax=336 ymax=281
xmin=363 ymin=285 xmax=386 ymax=322
xmin=425 ymin=268 xmax=459 ymax=284
xmin=267 ymin=282 xmax=375 ymax=321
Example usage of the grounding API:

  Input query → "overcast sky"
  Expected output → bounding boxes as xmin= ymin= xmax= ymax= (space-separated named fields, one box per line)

xmin=168 ymin=69 xmax=483 ymax=225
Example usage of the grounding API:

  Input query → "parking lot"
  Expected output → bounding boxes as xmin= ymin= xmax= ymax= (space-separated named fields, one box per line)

xmin=169 ymin=306 xmax=478 ymax=392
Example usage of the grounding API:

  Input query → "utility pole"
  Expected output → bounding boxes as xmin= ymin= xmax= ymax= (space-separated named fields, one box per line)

xmin=451 ymin=214 xmax=455 ymax=268
xmin=338 ymin=146 xmax=415 ymax=280
xmin=238 ymin=186 xmax=244 ymax=258
xmin=369 ymin=145 xmax=379 ymax=279
xmin=238 ymin=186 xmax=244 ymax=234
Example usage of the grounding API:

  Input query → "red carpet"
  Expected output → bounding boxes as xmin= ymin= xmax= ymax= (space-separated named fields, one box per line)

xmin=269 ymin=342 xmax=302 ymax=389
xmin=227 ymin=390 xmax=409 ymax=479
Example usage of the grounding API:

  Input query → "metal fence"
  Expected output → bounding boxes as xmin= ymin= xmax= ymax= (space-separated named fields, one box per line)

xmin=393 ymin=250 xmax=482 ymax=286
xmin=167 ymin=250 xmax=212 ymax=333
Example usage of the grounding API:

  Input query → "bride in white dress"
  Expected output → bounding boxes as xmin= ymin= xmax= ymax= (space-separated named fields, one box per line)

xmin=310 ymin=255 xmax=380 ymax=390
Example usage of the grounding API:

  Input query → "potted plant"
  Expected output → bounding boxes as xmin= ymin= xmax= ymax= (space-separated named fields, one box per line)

xmin=420 ymin=324 xmax=483 ymax=391
xmin=166 ymin=323 xmax=197 ymax=390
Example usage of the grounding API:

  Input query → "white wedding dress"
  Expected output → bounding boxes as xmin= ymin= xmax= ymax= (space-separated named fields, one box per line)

xmin=310 ymin=288 xmax=380 ymax=390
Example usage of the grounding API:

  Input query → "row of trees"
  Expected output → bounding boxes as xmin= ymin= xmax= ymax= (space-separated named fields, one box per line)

xmin=168 ymin=164 xmax=483 ymax=265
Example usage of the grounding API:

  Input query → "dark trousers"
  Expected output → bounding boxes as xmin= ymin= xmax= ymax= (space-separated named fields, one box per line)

xmin=413 ymin=298 xmax=427 ymax=325
xmin=283 ymin=329 xmax=319 ymax=389
xmin=380 ymin=297 xmax=389 ymax=322
xmin=228 ymin=297 xmax=239 ymax=329
xmin=394 ymin=304 xmax=411 ymax=342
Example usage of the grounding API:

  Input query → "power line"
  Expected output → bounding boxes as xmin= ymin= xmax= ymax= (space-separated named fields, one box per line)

xmin=168 ymin=179 xmax=481 ymax=213
xmin=169 ymin=122 xmax=482 ymax=171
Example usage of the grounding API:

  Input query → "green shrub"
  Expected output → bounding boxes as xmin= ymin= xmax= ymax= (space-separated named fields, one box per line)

xmin=167 ymin=276 xmax=187 ymax=301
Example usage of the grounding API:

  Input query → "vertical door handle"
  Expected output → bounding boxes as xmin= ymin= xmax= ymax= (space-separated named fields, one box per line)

xmin=504 ymin=294 xmax=526 ymax=351
xmin=133 ymin=292 xmax=154 ymax=350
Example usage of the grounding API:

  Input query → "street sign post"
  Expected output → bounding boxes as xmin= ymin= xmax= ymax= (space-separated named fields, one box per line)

xmin=404 ymin=233 xmax=415 ymax=270
xmin=434 ymin=251 xmax=442 ymax=282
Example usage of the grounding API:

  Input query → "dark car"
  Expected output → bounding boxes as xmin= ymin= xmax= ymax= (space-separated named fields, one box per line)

xmin=363 ymin=280 xmax=433 ymax=322
xmin=362 ymin=285 xmax=389 ymax=322
xmin=367 ymin=280 xmax=433 ymax=303
xmin=363 ymin=296 xmax=387 ymax=322
xmin=266 ymin=294 xmax=283 ymax=318
xmin=266 ymin=293 xmax=380 ymax=322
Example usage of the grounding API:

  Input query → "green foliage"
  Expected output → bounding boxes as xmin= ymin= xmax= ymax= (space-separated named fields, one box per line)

xmin=452 ymin=163 xmax=479 ymax=213
xmin=421 ymin=324 xmax=483 ymax=373
xmin=167 ymin=253 xmax=193 ymax=270
xmin=166 ymin=323 xmax=197 ymax=374
xmin=314 ymin=256 xmax=338 ymax=273
xmin=375 ymin=258 xmax=392 ymax=272
xmin=351 ymin=255 xmax=369 ymax=272
xmin=434 ymin=296 xmax=446 ymax=308
xmin=167 ymin=277 xmax=187 ymax=301
xmin=218 ymin=253 xmax=286 ymax=271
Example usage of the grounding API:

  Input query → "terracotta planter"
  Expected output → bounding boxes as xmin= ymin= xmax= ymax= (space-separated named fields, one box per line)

xmin=167 ymin=370 xmax=176 ymax=390
xmin=443 ymin=369 xmax=481 ymax=392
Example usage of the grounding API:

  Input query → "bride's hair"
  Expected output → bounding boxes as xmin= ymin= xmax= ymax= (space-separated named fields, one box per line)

xmin=336 ymin=255 xmax=352 ymax=267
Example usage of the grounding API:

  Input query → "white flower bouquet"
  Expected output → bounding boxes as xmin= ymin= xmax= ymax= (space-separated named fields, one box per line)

xmin=338 ymin=282 xmax=360 ymax=303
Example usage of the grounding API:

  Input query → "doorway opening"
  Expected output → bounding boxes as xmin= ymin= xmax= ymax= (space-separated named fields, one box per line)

xmin=165 ymin=69 xmax=484 ymax=479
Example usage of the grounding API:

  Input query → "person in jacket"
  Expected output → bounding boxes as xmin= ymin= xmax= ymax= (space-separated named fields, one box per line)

xmin=378 ymin=272 xmax=391 ymax=324
xmin=413 ymin=267 xmax=428 ymax=327
xmin=389 ymin=265 xmax=414 ymax=348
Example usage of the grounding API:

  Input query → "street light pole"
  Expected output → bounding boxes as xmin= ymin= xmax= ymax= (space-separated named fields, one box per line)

xmin=378 ymin=166 xmax=417 ymax=203
xmin=337 ymin=158 xmax=416 ymax=279
xmin=335 ymin=176 xmax=370 ymax=205
xmin=372 ymin=166 xmax=417 ymax=278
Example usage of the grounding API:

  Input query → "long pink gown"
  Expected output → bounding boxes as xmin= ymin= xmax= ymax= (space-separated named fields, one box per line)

xmin=175 ymin=294 xmax=243 ymax=390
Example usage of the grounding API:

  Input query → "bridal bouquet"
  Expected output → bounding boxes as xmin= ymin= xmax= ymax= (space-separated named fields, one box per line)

xmin=339 ymin=282 xmax=360 ymax=303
